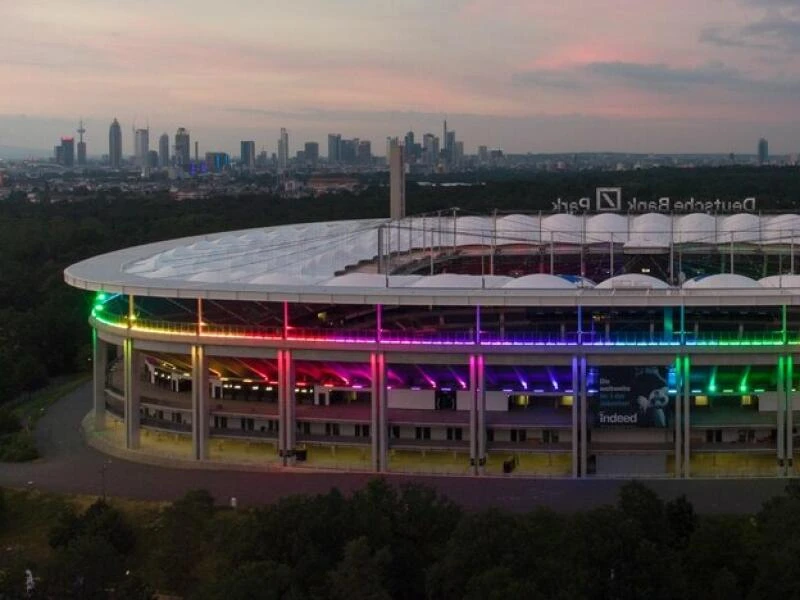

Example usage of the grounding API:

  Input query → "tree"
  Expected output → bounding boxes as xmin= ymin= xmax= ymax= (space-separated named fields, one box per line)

xmin=328 ymin=537 xmax=391 ymax=600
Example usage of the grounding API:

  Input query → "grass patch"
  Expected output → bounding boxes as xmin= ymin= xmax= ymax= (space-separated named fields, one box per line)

xmin=8 ymin=373 xmax=91 ymax=428
xmin=0 ymin=374 xmax=90 ymax=463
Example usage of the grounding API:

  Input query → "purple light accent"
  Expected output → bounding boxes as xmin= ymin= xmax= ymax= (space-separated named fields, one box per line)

xmin=546 ymin=367 xmax=559 ymax=391
xmin=533 ymin=388 xmax=545 ymax=393
xmin=502 ymin=388 xmax=513 ymax=392
xmin=411 ymin=386 xmax=421 ymax=391
xmin=441 ymin=387 xmax=452 ymax=392
xmin=352 ymin=384 xmax=363 ymax=389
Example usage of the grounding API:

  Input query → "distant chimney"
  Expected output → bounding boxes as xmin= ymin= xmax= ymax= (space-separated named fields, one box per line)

xmin=389 ymin=140 xmax=405 ymax=220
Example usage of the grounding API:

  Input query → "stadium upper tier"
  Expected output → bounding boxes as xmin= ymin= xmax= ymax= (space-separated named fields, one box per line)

xmin=64 ymin=213 xmax=800 ymax=306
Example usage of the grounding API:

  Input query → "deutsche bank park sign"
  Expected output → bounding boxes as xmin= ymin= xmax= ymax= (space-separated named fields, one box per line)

xmin=551 ymin=187 xmax=758 ymax=214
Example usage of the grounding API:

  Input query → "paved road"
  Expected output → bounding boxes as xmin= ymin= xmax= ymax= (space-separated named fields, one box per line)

xmin=0 ymin=383 xmax=791 ymax=513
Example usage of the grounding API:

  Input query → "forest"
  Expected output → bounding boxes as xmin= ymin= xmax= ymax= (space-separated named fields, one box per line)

xmin=0 ymin=166 xmax=798 ymax=405
xmin=2 ymin=479 xmax=800 ymax=599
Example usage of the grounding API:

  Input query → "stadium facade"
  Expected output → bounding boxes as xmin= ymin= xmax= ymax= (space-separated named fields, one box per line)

xmin=64 ymin=211 xmax=800 ymax=477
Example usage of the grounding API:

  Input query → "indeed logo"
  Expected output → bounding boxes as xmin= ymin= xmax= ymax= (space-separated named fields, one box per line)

xmin=598 ymin=411 xmax=638 ymax=425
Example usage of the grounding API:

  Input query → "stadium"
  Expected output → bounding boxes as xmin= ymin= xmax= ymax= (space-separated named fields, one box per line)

xmin=64 ymin=207 xmax=800 ymax=478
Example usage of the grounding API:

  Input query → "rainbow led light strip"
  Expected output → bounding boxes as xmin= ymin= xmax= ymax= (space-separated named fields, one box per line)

xmin=91 ymin=293 xmax=793 ymax=349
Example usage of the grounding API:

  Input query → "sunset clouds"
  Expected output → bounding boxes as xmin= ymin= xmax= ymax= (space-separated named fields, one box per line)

xmin=1 ymin=0 xmax=799 ymax=154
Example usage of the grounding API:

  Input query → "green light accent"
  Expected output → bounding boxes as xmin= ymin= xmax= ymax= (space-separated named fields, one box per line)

xmin=96 ymin=292 xmax=108 ymax=302
xmin=708 ymin=365 xmax=717 ymax=394
xmin=94 ymin=304 xmax=104 ymax=312
xmin=738 ymin=365 xmax=751 ymax=394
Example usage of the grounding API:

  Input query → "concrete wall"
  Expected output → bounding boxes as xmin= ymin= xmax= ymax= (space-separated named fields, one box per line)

xmin=388 ymin=389 xmax=435 ymax=410
xmin=591 ymin=429 xmax=671 ymax=443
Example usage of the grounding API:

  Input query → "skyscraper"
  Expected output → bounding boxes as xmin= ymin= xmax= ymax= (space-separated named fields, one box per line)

xmin=422 ymin=133 xmax=439 ymax=167
xmin=61 ymin=137 xmax=75 ymax=167
xmin=357 ymin=140 xmax=372 ymax=165
xmin=158 ymin=133 xmax=170 ymax=168
xmin=304 ymin=142 xmax=319 ymax=166
xmin=77 ymin=119 xmax=87 ymax=166
xmin=174 ymin=128 xmax=190 ymax=169
xmin=240 ymin=141 xmax=256 ymax=169
xmin=108 ymin=118 xmax=122 ymax=169
xmin=278 ymin=128 xmax=289 ymax=170
xmin=758 ymin=138 xmax=769 ymax=165
xmin=327 ymin=134 xmax=341 ymax=163
xmin=134 ymin=128 xmax=149 ymax=167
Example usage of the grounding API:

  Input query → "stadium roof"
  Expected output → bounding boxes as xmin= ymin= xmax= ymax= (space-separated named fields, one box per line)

xmin=64 ymin=214 xmax=800 ymax=307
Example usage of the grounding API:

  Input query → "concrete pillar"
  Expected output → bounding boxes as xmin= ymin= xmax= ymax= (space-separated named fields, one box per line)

xmin=92 ymin=330 xmax=108 ymax=431
xmin=469 ymin=355 xmax=478 ymax=474
xmin=579 ymin=357 xmax=588 ymax=476
xmin=277 ymin=351 xmax=286 ymax=461
xmin=191 ymin=345 xmax=209 ymax=460
xmin=123 ymin=338 xmax=140 ymax=450
xmin=571 ymin=356 xmax=579 ymax=478
xmin=674 ymin=357 xmax=682 ymax=477
xmin=683 ymin=356 xmax=691 ymax=477
xmin=477 ymin=355 xmax=486 ymax=475
xmin=778 ymin=355 xmax=786 ymax=475
xmin=370 ymin=352 xmax=387 ymax=471
xmin=278 ymin=349 xmax=296 ymax=465
xmin=787 ymin=355 xmax=794 ymax=475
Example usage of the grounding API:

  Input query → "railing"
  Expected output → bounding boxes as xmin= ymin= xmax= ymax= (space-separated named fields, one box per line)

xmin=94 ymin=313 xmax=791 ymax=347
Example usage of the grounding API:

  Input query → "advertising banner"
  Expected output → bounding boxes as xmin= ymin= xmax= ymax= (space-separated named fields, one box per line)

xmin=590 ymin=366 xmax=674 ymax=428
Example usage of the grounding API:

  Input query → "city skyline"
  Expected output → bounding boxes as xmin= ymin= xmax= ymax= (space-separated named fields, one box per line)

xmin=1 ymin=1 xmax=799 ymax=156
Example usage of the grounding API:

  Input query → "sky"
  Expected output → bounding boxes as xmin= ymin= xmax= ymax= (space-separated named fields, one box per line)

xmin=1 ymin=0 xmax=799 ymax=157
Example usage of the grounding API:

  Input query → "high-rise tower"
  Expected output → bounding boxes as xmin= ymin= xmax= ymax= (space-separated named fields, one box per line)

xmin=134 ymin=128 xmax=150 ymax=167
xmin=77 ymin=119 xmax=87 ymax=166
xmin=108 ymin=118 xmax=122 ymax=169
xmin=758 ymin=138 xmax=769 ymax=165
xmin=278 ymin=128 xmax=289 ymax=170
xmin=158 ymin=133 xmax=170 ymax=168
xmin=240 ymin=141 xmax=256 ymax=169
xmin=174 ymin=128 xmax=190 ymax=169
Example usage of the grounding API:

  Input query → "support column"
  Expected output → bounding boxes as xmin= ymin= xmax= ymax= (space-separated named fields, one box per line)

xmin=469 ymin=355 xmax=478 ymax=474
xmin=674 ymin=356 xmax=682 ymax=478
xmin=191 ymin=345 xmax=209 ymax=460
xmin=92 ymin=330 xmax=108 ymax=431
xmin=579 ymin=356 xmax=588 ymax=476
xmin=277 ymin=349 xmax=296 ymax=465
xmin=476 ymin=355 xmax=486 ymax=475
xmin=682 ymin=356 xmax=691 ymax=477
xmin=778 ymin=356 xmax=786 ymax=476
xmin=378 ymin=354 xmax=388 ymax=472
xmin=122 ymin=338 xmax=140 ymax=450
xmin=370 ymin=352 xmax=387 ymax=471
xmin=787 ymin=355 xmax=794 ymax=475
xmin=571 ymin=356 xmax=579 ymax=478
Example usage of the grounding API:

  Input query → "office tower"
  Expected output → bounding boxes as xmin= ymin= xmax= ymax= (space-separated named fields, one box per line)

xmin=174 ymin=128 xmax=190 ymax=168
xmin=158 ymin=133 xmax=170 ymax=168
xmin=445 ymin=131 xmax=456 ymax=164
xmin=134 ymin=128 xmax=149 ymax=167
xmin=108 ymin=118 xmax=122 ymax=168
xmin=478 ymin=145 xmax=489 ymax=163
xmin=240 ymin=141 xmax=256 ymax=169
xmin=758 ymin=138 xmax=769 ymax=165
xmin=422 ymin=133 xmax=439 ymax=166
xmin=443 ymin=120 xmax=447 ymax=153
xmin=453 ymin=141 xmax=464 ymax=166
xmin=60 ymin=137 xmax=75 ymax=167
xmin=340 ymin=138 xmax=358 ymax=164
xmin=357 ymin=140 xmax=372 ymax=164
xmin=205 ymin=152 xmax=230 ymax=173
xmin=278 ymin=128 xmax=289 ymax=169
xmin=76 ymin=119 xmax=87 ymax=166
xmin=147 ymin=150 xmax=159 ymax=169
xmin=404 ymin=131 xmax=416 ymax=162
xmin=327 ymin=134 xmax=342 ymax=163
xmin=54 ymin=145 xmax=64 ymax=164
xmin=194 ymin=141 xmax=199 ymax=162
xmin=304 ymin=142 xmax=319 ymax=165
xmin=389 ymin=139 xmax=406 ymax=220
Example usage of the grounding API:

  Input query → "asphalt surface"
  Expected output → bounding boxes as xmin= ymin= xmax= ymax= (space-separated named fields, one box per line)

xmin=0 ymin=383 xmax=792 ymax=513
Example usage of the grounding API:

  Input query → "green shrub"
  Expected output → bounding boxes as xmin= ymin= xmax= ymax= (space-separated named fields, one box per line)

xmin=0 ymin=431 xmax=39 ymax=462
xmin=0 ymin=408 xmax=22 ymax=435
